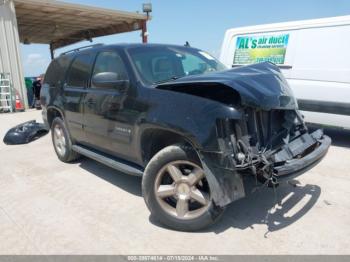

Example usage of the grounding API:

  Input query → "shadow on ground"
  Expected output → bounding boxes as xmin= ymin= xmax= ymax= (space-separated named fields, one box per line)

xmin=79 ymin=158 xmax=142 ymax=197
xmin=149 ymin=180 xmax=321 ymax=234
xmin=81 ymin=155 xmax=322 ymax=235
xmin=210 ymin=181 xmax=320 ymax=235
xmin=76 ymin=135 xmax=325 ymax=234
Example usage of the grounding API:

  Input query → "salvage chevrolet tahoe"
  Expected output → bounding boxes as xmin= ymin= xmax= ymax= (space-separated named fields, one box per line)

xmin=41 ymin=43 xmax=331 ymax=231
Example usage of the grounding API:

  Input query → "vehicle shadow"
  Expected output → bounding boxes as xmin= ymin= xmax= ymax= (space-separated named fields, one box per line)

xmin=210 ymin=181 xmax=321 ymax=235
xmin=78 ymin=158 xmax=143 ymax=197
xmin=149 ymin=180 xmax=321 ymax=234
xmin=77 ymin=153 xmax=321 ymax=235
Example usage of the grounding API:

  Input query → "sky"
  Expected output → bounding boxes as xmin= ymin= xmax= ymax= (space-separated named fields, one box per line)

xmin=21 ymin=0 xmax=350 ymax=76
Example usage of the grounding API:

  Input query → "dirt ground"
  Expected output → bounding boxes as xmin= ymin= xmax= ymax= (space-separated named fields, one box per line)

xmin=0 ymin=110 xmax=349 ymax=254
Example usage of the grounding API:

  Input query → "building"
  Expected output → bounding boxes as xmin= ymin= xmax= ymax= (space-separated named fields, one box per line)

xmin=0 ymin=0 xmax=149 ymax=110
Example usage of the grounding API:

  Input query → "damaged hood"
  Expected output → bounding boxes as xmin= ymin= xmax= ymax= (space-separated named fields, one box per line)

xmin=156 ymin=62 xmax=297 ymax=110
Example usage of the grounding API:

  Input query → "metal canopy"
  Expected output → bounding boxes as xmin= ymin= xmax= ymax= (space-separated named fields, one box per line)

xmin=14 ymin=0 xmax=148 ymax=50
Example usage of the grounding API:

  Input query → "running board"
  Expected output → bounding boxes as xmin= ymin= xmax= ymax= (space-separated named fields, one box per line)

xmin=72 ymin=145 xmax=144 ymax=176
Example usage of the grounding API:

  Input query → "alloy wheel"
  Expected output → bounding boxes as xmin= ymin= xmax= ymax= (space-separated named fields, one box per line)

xmin=53 ymin=124 xmax=66 ymax=157
xmin=154 ymin=160 xmax=211 ymax=220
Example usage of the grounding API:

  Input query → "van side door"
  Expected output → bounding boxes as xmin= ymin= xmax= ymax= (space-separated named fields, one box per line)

xmin=63 ymin=53 xmax=95 ymax=143
xmin=83 ymin=50 xmax=133 ymax=159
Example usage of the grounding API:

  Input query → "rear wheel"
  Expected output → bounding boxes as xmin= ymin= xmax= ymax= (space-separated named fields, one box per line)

xmin=51 ymin=117 xmax=80 ymax=162
xmin=142 ymin=144 xmax=224 ymax=231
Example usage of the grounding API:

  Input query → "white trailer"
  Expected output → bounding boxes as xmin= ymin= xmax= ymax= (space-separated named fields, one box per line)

xmin=220 ymin=16 xmax=350 ymax=129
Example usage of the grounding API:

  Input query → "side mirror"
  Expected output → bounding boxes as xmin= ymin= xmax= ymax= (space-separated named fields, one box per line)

xmin=92 ymin=72 xmax=129 ymax=90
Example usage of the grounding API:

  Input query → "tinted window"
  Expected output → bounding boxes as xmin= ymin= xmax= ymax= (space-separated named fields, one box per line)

xmin=91 ymin=51 xmax=128 ymax=89
xmin=66 ymin=54 xmax=94 ymax=88
xmin=44 ymin=55 xmax=73 ymax=87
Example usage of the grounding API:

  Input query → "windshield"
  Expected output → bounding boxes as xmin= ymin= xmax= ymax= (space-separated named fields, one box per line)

xmin=127 ymin=46 xmax=227 ymax=84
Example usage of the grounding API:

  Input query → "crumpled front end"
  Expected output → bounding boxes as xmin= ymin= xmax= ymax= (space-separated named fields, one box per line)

xmin=203 ymin=107 xmax=331 ymax=207
xmin=156 ymin=62 xmax=331 ymax=207
xmin=230 ymin=108 xmax=331 ymax=183
xmin=156 ymin=62 xmax=299 ymax=111
xmin=271 ymin=129 xmax=331 ymax=181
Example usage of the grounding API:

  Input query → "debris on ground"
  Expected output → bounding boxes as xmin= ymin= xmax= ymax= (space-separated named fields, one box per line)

xmin=3 ymin=120 xmax=48 ymax=145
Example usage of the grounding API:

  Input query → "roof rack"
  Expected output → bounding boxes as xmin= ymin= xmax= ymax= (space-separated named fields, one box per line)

xmin=60 ymin=43 xmax=104 ymax=56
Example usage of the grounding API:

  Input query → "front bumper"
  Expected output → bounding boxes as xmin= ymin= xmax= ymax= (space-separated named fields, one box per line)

xmin=196 ymin=128 xmax=330 ymax=207
xmin=272 ymin=129 xmax=331 ymax=182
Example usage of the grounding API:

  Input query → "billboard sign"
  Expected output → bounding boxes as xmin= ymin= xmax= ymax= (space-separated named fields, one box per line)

xmin=233 ymin=34 xmax=289 ymax=65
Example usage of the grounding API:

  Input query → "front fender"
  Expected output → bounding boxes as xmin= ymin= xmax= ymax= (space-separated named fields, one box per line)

xmin=138 ymin=88 xmax=246 ymax=206
xmin=197 ymin=150 xmax=246 ymax=207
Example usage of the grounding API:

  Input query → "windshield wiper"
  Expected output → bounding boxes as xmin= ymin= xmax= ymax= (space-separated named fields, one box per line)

xmin=154 ymin=75 xmax=184 ymax=84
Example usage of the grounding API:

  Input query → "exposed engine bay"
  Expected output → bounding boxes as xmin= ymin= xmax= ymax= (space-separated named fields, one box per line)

xmin=216 ymin=108 xmax=330 ymax=186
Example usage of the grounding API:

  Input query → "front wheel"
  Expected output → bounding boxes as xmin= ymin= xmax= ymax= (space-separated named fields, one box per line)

xmin=142 ymin=144 xmax=224 ymax=231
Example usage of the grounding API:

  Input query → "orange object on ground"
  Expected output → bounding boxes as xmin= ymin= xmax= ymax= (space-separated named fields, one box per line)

xmin=15 ymin=91 xmax=24 ymax=111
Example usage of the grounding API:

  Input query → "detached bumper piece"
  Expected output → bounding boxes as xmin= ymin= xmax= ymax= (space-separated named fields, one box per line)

xmin=3 ymin=120 xmax=49 ymax=145
xmin=272 ymin=129 xmax=331 ymax=182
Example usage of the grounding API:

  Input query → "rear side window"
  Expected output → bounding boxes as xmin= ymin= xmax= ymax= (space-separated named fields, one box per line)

xmin=66 ymin=53 xmax=94 ymax=88
xmin=44 ymin=56 xmax=72 ymax=87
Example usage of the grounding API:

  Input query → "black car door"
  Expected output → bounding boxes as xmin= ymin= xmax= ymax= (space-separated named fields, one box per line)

xmin=83 ymin=50 xmax=134 ymax=160
xmin=63 ymin=53 xmax=95 ymax=143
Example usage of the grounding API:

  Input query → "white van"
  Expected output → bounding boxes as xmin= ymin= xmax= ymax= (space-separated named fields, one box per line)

xmin=219 ymin=16 xmax=350 ymax=129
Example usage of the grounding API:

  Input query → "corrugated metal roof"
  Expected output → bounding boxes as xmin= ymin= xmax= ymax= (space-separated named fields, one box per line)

xmin=14 ymin=0 xmax=148 ymax=49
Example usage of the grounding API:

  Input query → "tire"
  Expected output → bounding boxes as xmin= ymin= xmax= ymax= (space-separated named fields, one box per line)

xmin=51 ymin=117 xmax=80 ymax=163
xmin=142 ymin=144 xmax=225 ymax=231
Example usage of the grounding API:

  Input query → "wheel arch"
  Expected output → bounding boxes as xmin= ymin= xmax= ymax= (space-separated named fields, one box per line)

xmin=140 ymin=127 xmax=199 ymax=165
xmin=46 ymin=106 xmax=65 ymax=128
xmin=139 ymin=125 xmax=247 ymax=208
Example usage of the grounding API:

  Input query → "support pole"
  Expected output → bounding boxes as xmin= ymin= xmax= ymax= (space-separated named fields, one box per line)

xmin=141 ymin=20 xmax=148 ymax=43
xmin=50 ymin=43 xmax=54 ymax=60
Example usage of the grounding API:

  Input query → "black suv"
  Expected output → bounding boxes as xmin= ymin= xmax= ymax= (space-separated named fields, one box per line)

xmin=41 ymin=43 xmax=331 ymax=231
